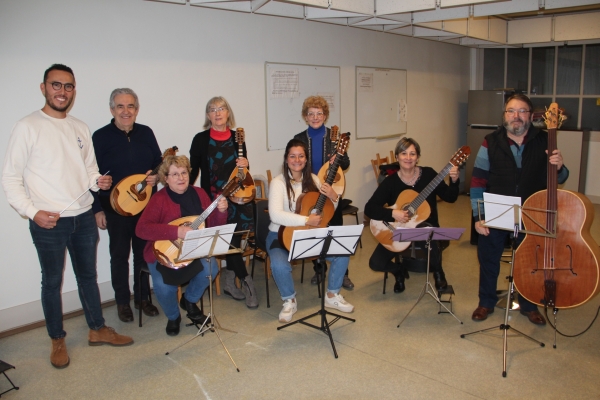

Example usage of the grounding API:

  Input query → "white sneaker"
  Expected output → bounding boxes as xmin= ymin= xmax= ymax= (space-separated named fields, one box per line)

xmin=279 ymin=299 xmax=297 ymax=323
xmin=325 ymin=292 xmax=354 ymax=313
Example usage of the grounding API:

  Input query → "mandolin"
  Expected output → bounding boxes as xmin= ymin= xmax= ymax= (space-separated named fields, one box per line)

xmin=278 ymin=133 xmax=350 ymax=251
xmin=153 ymin=177 xmax=243 ymax=269
xmin=317 ymin=126 xmax=345 ymax=196
xmin=514 ymin=103 xmax=600 ymax=308
xmin=370 ymin=146 xmax=470 ymax=252
xmin=228 ymin=128 xmax=256 ymax=205
xmin=109 ymin=146 xmax=178 ymax=216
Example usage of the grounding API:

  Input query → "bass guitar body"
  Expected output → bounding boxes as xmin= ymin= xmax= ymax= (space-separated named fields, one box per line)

xmin=514 ymin=189 xmax=600 ymax=308
xmin=369 ymin=189 xmax=431 ymax=252
xmin=110 ymin=174 xmax=152 ymax=217
xmin=278 ymin=191 xmax=336 ymax=251
xmin=153 ymin=216 xmax=206 ymax=269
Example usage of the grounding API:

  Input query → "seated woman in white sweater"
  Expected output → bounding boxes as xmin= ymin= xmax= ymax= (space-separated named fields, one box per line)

xmin=267 ymin=139 xmax=354 ymax=323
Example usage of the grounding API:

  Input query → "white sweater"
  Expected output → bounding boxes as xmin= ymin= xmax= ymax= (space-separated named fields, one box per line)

xmin=2 ymin=110 xmax=102 ymax=219
xmin=268 ymin=173 xmax=337 ymax=232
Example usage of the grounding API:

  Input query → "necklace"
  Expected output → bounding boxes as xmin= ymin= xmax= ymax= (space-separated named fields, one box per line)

xmin=399 ymin=167 xmax=418 ymax=186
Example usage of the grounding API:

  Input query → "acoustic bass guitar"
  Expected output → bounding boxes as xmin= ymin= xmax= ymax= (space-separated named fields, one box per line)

xmin=228 ymin=128 xmax=256 ymax=204
xmin=110 ymin=146 xmax=178 ymax=216
xmin=153 ymin=177 xmax=243 ymax=269
xmin=278 ymin=133 xmax=350 ymax=251
xmin=317 ymin=125 xmax=345 ymax=196
xmin=369 ymin=146 xmax=470 ymax=252
xmin=514 ymin=103 xmax=600 ymax=308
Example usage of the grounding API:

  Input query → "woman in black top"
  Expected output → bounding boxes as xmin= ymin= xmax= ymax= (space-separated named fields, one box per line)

xmin=189 ymin=96 xmax=258 ymax=309
xmin=364 ymin=138 xmax=459 ymax=293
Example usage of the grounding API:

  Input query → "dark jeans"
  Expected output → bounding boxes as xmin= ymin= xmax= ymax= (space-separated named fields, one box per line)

xmin=29 ymin=210 xmax=105 ymax=339
xmin=105 ymin=211 xmax=150 ymax=305
xmin=477 ymin=228 xmax=537 ymax=312
xmin=369 ymin=241 xmax=442 ymax=277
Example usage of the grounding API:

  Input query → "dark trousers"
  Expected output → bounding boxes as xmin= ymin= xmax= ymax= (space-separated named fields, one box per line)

xmin=477 ymin=228 xmax=537 ymax=312
xmin=369 ymin=241 xmax=442 ymax=277
xmin=105 ymin=211 xmax=150 ymax=305
xmin=226 ymin=233 xmax=249 ymax=279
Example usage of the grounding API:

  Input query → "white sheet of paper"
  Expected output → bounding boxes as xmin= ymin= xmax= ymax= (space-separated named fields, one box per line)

xmin=179 ymin=223 xmax=237 ymax=261
xmin=287 ymin=224 xmax=364 ymax=262
xmin=482 ymin=193 xmax=521 ymax=231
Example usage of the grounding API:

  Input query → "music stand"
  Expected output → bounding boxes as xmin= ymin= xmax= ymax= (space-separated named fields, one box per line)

xmin=165 ymin=224 xmax=243 ymax=372
xmin=461 ymin=195 xmax=551 ymax=377
xmin=278 ymin=225 xmax=363 ymax=358
xmin=396 ymin=227 xmax=465 ymax=328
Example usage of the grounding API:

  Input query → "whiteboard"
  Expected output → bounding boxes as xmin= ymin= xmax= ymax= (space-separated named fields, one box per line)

xmin=265 ymin=62 xmax=341 ymax=151
xmin=355 ymin=67 xmax=407 ymax=139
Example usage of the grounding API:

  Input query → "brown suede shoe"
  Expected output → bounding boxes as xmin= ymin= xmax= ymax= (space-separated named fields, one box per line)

xmin=50 ymin=337 xmax=70 ymax=369
xmin=471 ymin=306 xmax=494 ymax=321
xmin=520 ymin=310 xmax=547 ymax=325
xmin=88 ymin=326 xmax=134 ymax=346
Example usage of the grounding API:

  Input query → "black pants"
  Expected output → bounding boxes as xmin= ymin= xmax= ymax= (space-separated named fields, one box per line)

xmin=369 ymin=241 xmax=442 ymax=277
xmin=226 ymin=233 xmax=249 ymax=279
xmin=105 ymin=211 xmax=150 ymax=304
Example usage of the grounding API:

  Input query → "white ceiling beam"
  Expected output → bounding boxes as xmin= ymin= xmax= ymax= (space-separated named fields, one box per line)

xmin=473 ymin=0 xmax=539 ymax=17
xmin=251 ymin=0 xmax=270 ymax=12
xmin=145 ymin=0 xmax=187 ymax=4
xmin=254 ymin=1 xmax=305 ymax=18
xmin=191 ymin=1 xmax=252 ymax=11
xmin=351 ymin=16 xmax=411 ymax=26
xmin=488 ymin=16 xmax=507 ymax=43
xmin=305 ymin=7 xmax=368 ymax=18
xmin=330 ymin=0 xmax=374 ymax=15
xmin=411 ymin=6 xmax=470 ymax=23
xmin=284 ymin=0 xmax=329 ymax=8
xmin=441 ymin=0 xmax=498 ymax=7
xmin=413 ymin=26 xmax=464 ymax=37
xmin=376 ymin=0 xmax=436 ymax=16
xmin=554 ymin=12 xmax=600 ymax=41
xmin=545 ymin=0 xmax=600 ymax=9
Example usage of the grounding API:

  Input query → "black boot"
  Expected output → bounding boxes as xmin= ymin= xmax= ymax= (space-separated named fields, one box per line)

xmin=393 ymin=272 xmax=405 ymax=293
xmin=433 ymin=269 xmax=448 ymax=290
xmin=179 ymin=295 xmax=208 ymax=324
xmin=166 ymin=315 xmax=181 ymax=336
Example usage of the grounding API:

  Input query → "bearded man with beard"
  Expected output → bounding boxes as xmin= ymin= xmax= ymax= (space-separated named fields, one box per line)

xmin=2 ymin=64 xmax=133 ymax=369
xmin=469 ymin=93 xmax=569 ymax=325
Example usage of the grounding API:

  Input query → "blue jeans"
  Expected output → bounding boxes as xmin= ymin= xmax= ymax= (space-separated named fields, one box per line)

xmin=477 ymin=228 xmax=538 ymax=312
xmin=147 ymin=258 xmax=218 ymax=321
xmin=266 ymin=230 xmax=349 ymax=300
xmin=29 ymin=209 xmax=105 ymax=339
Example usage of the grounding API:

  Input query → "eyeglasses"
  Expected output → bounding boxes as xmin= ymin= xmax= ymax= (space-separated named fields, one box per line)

xmin=168 ymin=171 xmax=189 ymax=179
xmin=48 ymin=81 xmax=75 ymax=92
xmin=209 ymin=107 xmax=227 ymax=114
xmin=307 ymin=111 xmax=324 ymax=118
xmin=504 ymin=109 xmax=530 ymax=116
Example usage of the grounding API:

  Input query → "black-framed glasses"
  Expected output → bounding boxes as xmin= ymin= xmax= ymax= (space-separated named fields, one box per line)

xmin=48 ymin=81 xmax=75 ymax=92
xmin=504 ymin=109 xmax=530 ymax=116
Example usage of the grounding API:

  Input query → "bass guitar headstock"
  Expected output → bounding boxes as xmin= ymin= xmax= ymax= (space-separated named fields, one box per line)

xmin=544 ymin=103 xmax=566 ymax=130
xmin=449 ymin=146 xmax=470 ymax=167
xmin=235 ymin=128 xmax=245 ymax=144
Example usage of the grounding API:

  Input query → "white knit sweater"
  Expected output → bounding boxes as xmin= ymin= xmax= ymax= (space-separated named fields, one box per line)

xmin=2 ymin=110 xmax=102 ymax=219
xmin=268 ymin=173 xmax=337 ymax=232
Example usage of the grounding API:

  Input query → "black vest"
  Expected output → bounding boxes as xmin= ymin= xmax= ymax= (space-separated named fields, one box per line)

xmin=486 ymin=126 xmax=548 ymax=202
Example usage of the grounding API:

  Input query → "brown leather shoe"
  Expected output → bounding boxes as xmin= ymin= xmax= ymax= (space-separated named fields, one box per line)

xmin=471 ymin=306 xmax=494 ymax=321
xmin=520 ymin=309 xmax=546 ymax=325
xmin=117 ymin=304 xmax=134 ymax=322
xmin=88 ymin=326 xmax=134 ymax=346
xmin=50 ymin=337 xmax=70 ymax=369
xmin=134 ymin=300 xmax=159 ymax=317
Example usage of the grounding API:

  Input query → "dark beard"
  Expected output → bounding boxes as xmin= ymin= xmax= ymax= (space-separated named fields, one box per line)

xmin=45 ymin=95 xmax=73 ymax=113
xmin=503 ymin=118 xmax=530 ymax=136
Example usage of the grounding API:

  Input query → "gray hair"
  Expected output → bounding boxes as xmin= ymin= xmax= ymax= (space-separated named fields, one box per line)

xmin=203 ymin=96 xmax=236 ymax=129
xmin=109 ymin=88 xmax=139 ymax=110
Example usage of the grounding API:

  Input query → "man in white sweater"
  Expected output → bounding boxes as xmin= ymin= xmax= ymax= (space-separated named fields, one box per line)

xmin=2 ymin=64 xmax=133 ymax=369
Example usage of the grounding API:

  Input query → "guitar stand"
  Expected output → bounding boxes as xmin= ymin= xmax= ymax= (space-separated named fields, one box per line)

xmin=460 ymin=226 xmax=545 ymax=378
xmin=397 ymin=233 xmax=463 ymax=328
xmin=278 ymin=233 xmax=356 ymax=358
xmin=166 ymin=260 xmax=240 ymax=372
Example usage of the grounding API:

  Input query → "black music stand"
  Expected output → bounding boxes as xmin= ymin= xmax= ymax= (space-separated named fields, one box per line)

xmin=165 ymin=224 xmax=244 ymax=372
xmin=278 ymin=225 xmax=363 ymax=358
xmin=395 ymin=227 xmax=465 ymax=327
xmin=0 ymin=360 xmax=18 ymax=397
xmin=461 ymin=197 xmax=550 ymax=377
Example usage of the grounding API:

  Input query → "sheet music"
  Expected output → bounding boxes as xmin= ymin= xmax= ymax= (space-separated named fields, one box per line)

xmin=179 ymin=223 xmax=237 ymax=261
xmin=482 ymin=193 xmax=521 ymax=230
xmin=288 ymin=225 xmax=363 ymax=262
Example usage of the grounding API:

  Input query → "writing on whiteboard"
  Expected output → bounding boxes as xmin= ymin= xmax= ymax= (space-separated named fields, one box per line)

xmin=269 ymin=69 xmax=299 ymax=98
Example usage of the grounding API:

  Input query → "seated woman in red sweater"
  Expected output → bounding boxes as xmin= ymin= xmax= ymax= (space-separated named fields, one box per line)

xmin=136 ymin=155 xmax=227 ymax=336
